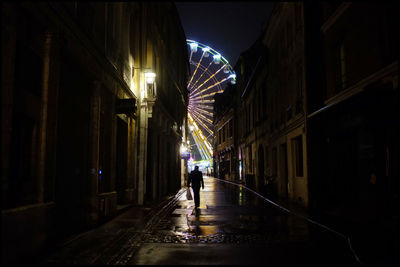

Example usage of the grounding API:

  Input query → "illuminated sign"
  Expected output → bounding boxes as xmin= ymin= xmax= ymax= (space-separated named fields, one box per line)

xmin=181 ymin=150 xmax=190 ymax=159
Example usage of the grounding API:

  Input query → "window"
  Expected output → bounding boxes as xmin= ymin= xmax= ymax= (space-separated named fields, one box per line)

xmin=292 ymin=135 xmax=304 ymax=177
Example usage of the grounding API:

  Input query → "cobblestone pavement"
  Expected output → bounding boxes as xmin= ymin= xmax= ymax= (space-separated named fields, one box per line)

xmin=38 ymin=175 xmax=391 ymax=265
xmin=109 ymin=176 xmax=359 ymax=265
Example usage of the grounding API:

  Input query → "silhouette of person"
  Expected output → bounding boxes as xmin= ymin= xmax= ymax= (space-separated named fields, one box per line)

xmin=188 ymin=166 xmax=204 ymax=209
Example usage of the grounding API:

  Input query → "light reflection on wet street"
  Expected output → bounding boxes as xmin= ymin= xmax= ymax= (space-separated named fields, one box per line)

xmin=127 ymin=176 xmax=358 ymax=265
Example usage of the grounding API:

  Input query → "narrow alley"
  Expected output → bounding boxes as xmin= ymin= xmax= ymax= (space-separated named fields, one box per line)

xmin=2 ymin=3 xmax=399 ymax=266
xmin=41 ymin=176 xmax=358 ymax=265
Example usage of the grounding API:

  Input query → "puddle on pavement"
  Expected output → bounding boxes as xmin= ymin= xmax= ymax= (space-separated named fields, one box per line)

xmin=165 ymin=177 xmax=311 ymax=244
xmin=188 ymin=225 xmax=221 ymax=236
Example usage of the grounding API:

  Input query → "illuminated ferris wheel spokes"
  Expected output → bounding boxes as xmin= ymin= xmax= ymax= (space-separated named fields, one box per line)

xmin=187 ymin=40 xmax=236 ymax=91
xmin=186 ymin=40 xmax=236 ymax=161
xmin=188 ymin=60 xmax=213 ymax=91
xmin=188 ymin=52 xmax=206 ymax=87
xmin=190 ymin=64 xmax=226 ymax=96
xmin=188 ymin=62 xmax=222 ymax=97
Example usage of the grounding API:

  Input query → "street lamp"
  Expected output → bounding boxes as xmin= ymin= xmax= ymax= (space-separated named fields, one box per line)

xmin=144 ymin=72 xmax=156 ymax=99
xmin=145 ymin=72 xmax=156 ymax=84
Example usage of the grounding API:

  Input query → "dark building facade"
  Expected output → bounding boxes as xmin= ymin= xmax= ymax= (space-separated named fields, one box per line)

xmin=213 ymin=83 xmax=237 ymax=181
xmin=304 ymin=3 xmax=399 ymax=263
xmin=230 ymin=2 xmax=309 ymax=205
xmin=212 ymin=1 xmax=399 ymax=264
xmin=235 ymin=39 xmax=269 ymax=191
xmin=305 ymin=0 xmax=399 ymax=238
xmin=1 ymin=2 xmax=189 ymax=264
xmin=215 ymin=0 xmax=399 ymax=216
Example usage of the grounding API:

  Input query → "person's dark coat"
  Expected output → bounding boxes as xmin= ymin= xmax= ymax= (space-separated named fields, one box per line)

xmin=188 ymin=167 xmax=204 ymax=208
xmin=188 ymin=169 xmax=204 ymax=189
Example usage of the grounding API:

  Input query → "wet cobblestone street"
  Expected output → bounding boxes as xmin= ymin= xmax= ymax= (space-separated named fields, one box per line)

xmin=41 ymin=176 xmax=360 ymax=265
xmin=117 ymin=176 xmax=358 ymax=265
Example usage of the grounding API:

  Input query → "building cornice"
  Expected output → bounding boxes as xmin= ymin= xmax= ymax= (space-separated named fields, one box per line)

xmin=309 ymin=61 xmax=398 ymax=119
xmin=268 ymin=116 xmax=305 ymax=143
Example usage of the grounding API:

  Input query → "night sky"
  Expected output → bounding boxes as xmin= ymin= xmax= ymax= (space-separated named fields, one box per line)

xmin=175 ymin=1 xmax=275 ymax=67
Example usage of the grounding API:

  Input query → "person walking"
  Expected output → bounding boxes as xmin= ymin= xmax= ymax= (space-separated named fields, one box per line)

xmin=188 ymin=166 xmax=204 ymax=209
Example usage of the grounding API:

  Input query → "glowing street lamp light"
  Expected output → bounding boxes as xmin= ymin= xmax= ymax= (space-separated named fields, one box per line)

xmin=180 ymin=143 xmax=187 ymax=153
xmin=145 ymin=72 xmax=156 ymax=84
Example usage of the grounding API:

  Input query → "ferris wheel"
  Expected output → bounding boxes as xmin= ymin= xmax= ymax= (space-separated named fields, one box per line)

xmin=186 ymin=39 xmax=236 ymax=160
